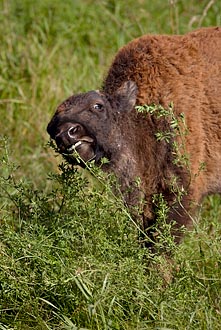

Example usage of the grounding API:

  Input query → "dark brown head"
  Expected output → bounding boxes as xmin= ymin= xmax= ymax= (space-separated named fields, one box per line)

xmin=47 ymin=81 xmax=138 ymax=166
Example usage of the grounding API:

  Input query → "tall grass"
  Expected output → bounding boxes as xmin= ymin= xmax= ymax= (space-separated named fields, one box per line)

xmin=0 ymin=0 xmax=221 ymax=328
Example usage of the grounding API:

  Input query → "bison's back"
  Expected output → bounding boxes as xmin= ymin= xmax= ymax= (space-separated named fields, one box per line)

xmin=103 ymin=27 xmax=221 ymax=197
xmin=188 ymin=27 xmax=221 ymax=64
xmin=103 ymin=27 xmax=221 ymax=105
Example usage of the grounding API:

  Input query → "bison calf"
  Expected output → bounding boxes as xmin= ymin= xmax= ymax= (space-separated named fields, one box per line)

xmin=47 ymin=27 xmax=221 ymax=243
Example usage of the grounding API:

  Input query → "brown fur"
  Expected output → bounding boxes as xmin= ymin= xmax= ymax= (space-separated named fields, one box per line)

xmin=47 ymin=27 xmax=221 ymax=243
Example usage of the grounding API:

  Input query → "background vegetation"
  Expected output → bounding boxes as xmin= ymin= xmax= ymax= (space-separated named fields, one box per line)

xmin=0 ymin=0 xmax=221 ymax=328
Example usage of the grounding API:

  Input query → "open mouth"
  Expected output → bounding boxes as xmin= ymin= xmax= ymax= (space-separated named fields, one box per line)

xmin=49 ymin=122 xmax=105 ymax=165
xmin=61 ymin=139 xmax=97 ymax=164
xmin=66 ymin=140 xmax=83 ymax=153
xmin=62 ymin=140 xmax=106 ymax=166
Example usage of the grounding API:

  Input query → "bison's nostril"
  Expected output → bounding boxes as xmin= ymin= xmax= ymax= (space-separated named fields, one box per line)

xmin=68 ymin=126 xmax=79 ymax=138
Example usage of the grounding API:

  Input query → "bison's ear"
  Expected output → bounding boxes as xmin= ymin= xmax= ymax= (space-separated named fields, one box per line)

xmin=115 ymin=81 xmax=138 ymax=113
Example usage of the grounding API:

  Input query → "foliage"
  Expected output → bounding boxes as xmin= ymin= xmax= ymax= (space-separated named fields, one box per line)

xmin=136 ymin=103 xmax=189 ymax=168
xmin=1 ymin=137 xmax=221 ymax=329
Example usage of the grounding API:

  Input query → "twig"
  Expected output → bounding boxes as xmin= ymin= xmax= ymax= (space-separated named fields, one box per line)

xmin=198 ymin=0 xmax=216 ymax=27
xmin=0 ymin=99 xmax=25 ymax=104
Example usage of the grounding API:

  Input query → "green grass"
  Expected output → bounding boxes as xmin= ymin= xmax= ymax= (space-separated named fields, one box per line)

xmin=0 ymin=0 xmax=221 ymax=328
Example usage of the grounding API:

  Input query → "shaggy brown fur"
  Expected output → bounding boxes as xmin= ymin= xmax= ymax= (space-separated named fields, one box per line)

xmin=47 ymin=27 xmax=221 ymax=243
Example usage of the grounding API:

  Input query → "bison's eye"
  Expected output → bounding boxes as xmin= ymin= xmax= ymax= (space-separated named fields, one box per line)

xmin=93 ymin=103 xmax=103 ymax=111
